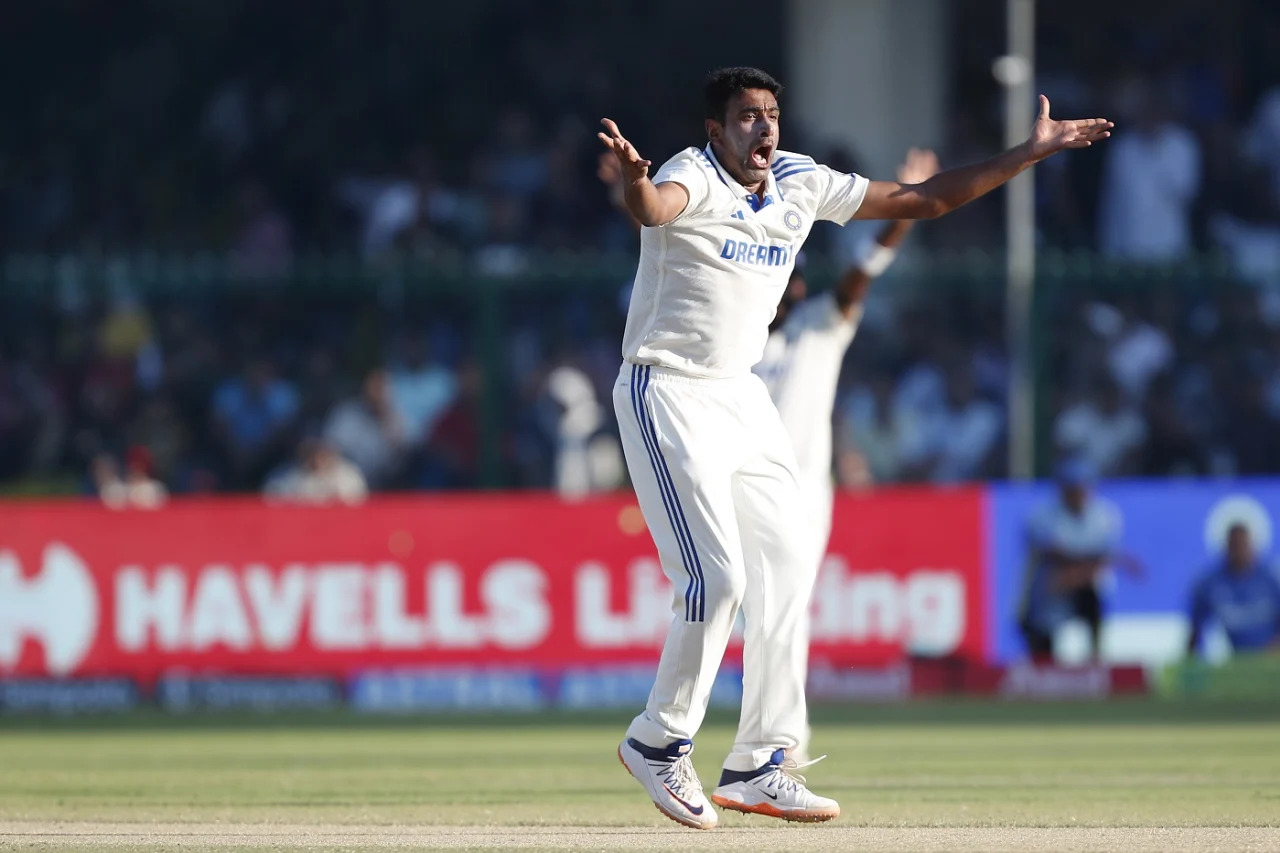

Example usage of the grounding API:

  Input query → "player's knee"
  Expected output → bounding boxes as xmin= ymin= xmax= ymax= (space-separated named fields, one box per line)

xmin=701 ymin=570 xmax=747 ymax=611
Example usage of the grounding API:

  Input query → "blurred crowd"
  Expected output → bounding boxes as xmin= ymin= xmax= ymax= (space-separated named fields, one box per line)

xmin=5 ymin=268 xmax=1280 ymax=502
xmin=832 ymin=275 xmax=1280 ymax=487
xmin=3 ymin=0 xmax=1280 ymax=501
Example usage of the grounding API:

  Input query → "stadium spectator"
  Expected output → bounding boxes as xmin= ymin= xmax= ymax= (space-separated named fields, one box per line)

xmin=228 ymin=181 xmax=294 ymax=279
xmin=323 ymin=368 xmax=409 ymax=489
xmin=1053 ymin=377 xmax=1147 ymax=477
xmin=537 ymin=363 xmax=624 ymax=498
xmin=420 ymin=359 xmax=483 ymax=489
xmin=210 ymin=359 xmax=301 ymax=489
xmin=264 ymin=437 xmax=368 ymax=505
xmin=834 ymin=374 xmax=914 ymax=487
xmin=907 ymin=365 xmax=1004 ymax=484
xmin=92 ymin=446 xmax=167 ymax=509
xmin=389 ymin=335 xmax=458 ymax=446
xmin=1187 ymin=522 xmax=1280 ymax=657
xmin=1097 ymin=79 xmax=1201 ymax=263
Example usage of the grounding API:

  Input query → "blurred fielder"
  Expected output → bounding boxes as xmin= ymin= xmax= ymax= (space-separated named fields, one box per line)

xmin=1018 ymin=459 xmax=1123 ymax=662
xmin=599 ymin=66 xmax=1111 ymax=828
xmin=752 ymin=149 xmax=938 ymax=760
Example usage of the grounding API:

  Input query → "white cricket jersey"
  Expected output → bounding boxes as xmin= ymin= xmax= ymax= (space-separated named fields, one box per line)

xmin=755 ymin=293 xmax=861 ymax=490
xmin=1027 ymin=496 xmax=1123 ymax=560
xmin=621 ymin=145 xmax=869 ymax=378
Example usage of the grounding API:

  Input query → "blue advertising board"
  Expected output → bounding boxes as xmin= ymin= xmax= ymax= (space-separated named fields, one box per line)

xmin=987 ymin=479 xmax=1280 ymax=664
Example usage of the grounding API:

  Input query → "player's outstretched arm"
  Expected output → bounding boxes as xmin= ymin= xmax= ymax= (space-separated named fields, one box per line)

xmin=834 ymin=149 xmax=940 ymax=316
xmin=852 ymin=95 xmax=1111 ymax=221
xmin=597 ymin=118 xmax=689 ymax=227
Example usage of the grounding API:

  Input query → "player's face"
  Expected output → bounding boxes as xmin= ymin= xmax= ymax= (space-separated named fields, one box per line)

xmin=707 ymin=89 xmax=779 ymax=189
xmin=1226 ymin=526 xmax=1253 ymax=570
xmin=1062 ymin=484 xmax=1087 ymax=513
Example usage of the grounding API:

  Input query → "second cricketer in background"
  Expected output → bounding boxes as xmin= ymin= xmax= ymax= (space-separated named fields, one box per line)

xmin=752 ymin=147 xmax=939 ymax=760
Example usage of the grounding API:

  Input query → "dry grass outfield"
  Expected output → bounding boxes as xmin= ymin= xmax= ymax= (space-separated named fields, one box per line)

xmin=1 ymin=703 xmax=1277 ymax=852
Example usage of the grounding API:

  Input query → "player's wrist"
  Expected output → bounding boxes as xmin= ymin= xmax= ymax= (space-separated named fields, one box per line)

xmin=855 ymin=237 xmax=897 ymax=277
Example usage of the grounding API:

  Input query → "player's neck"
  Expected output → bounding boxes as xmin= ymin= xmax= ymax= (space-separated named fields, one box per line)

xmin=709 ymin=141 xmax=766 ymax=197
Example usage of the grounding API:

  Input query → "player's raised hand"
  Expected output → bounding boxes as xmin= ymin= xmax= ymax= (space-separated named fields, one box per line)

xmin=597 ymin=118 xmax=652 ymax=184
xmin=1027 ymin=95 xmax=1113 ymax=161
xmin=897 ymin=148 xmax=940 ymax=185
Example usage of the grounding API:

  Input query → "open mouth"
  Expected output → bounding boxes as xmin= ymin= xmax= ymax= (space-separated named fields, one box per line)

xmin=751 ymin=144 xmax=772 ymax=169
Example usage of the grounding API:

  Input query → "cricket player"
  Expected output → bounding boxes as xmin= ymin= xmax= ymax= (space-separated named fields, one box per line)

xmin=601 ymin=66 xmax=1111 ymax=829
xmin=1187 ymin=522 xmax=1280 ymax=657
xmin=753 ymin=149 xmax=939 ymax=763
xmin=1017 ymin=458 xmax=1126 ymax=663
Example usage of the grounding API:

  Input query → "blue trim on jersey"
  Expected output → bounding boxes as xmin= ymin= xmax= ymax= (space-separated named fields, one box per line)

xmin=773 ymin=165 xmax=817 ymax=181
xmin=700 ymin=147 xmax=733 ymax=191
xmin=630 ymin=364 xmax=703 ymax=622
xmin=693 ymin=148 xmax=719 ymax=177
xmin=771 ymin=156 xmax=813 ymax=174
xmin=771 ymin=155 xmax=813 ymax=170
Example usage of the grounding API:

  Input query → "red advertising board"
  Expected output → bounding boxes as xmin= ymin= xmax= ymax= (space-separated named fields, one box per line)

xmin=0 ymin=490 xmax=986 ymax=682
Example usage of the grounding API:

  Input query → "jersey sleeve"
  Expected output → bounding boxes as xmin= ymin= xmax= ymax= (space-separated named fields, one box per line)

xmin=813 ymin=164 xmax=870 ymax=224
xmin=650 ymin=148 xmax=712 ymax=224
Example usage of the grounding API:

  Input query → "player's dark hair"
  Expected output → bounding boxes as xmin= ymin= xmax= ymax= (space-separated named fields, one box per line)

xmin=704 ymin=67 xmax=783 ymax=123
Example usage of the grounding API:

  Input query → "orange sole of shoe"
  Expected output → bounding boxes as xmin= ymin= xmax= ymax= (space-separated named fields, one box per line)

xmin=711 ymin=794 xmax=839 ymax=823
xmin=617 ymin=745 xmax=716 ymax=830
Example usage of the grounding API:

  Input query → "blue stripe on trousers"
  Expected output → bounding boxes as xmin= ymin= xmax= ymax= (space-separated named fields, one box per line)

xmin=629 ymin=364 xmax=697 ymax=621
xmin=638 ymin=365 xmax=706 ymax=622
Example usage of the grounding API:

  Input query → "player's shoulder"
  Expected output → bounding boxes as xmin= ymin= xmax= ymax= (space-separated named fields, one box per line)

xmin=1089 ymin=495 xmax=1123 ymax=526
xmin=771 ymin=150 xmax=820 ymax=182
xmin=655 ymin=147 xmax=717 ymax=181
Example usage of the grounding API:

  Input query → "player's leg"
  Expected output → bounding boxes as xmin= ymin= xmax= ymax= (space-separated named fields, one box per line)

xmin=1073 ymin=586 xmax=1103 ymax=661
xmin=611 ymin=364 xmax=746 ymax=829
xmin=711 ymin=381 xmax=839 ymax=822
xmin=791 ymin=479 xmax=834 ymax=763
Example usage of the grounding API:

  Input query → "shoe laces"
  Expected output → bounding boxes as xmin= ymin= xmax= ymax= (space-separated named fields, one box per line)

xmin=653 ymin=753 xmax=703 ymax=798
xmin=759 ymin=754 xmax=826 ymax=795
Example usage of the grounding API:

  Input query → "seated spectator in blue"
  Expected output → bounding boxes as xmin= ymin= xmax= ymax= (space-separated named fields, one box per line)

xmin=1187 ymin=522 xmax=1280 ymax=657
xmin=1017 ymin=458 xmax=1126 ymax=663
xmin=211 ymin=359 xmax=300 ymax=488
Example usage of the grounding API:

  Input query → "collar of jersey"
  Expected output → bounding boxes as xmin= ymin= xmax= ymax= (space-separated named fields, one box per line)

xmin=703 ymin=144 xmax=780 ymax=212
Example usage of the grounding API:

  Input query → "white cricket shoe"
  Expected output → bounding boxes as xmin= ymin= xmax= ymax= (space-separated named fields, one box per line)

xmin=711 ymin=749 xmax=840 ymax=823
xmin=618 ymin=738 xmax=718 ymax=830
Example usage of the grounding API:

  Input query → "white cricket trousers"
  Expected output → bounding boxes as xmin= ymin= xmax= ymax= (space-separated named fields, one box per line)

xmin=614 ymin=362 xmax=818 ymax=772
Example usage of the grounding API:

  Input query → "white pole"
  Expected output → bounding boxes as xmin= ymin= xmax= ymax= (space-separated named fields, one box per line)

xmin=999 ymin=0 xmax=1037 ymax=480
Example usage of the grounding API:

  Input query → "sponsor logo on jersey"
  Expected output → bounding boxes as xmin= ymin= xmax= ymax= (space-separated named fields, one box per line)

xmin=719 ymin=239 xmax=792 ymax=267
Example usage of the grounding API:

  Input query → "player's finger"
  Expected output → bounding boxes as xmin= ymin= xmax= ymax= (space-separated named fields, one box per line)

xmin=1039 ymin=94 xmax=1051 ymax=120
xmin=600 ymin=118 xmax=623 ymax=140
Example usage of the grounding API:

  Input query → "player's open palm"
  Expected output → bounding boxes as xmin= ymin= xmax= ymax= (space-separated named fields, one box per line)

xmin=897 ymin=148 xmax=940 ymax=185
xmin=598 ymin=118 xmax=652 ymax=184
xmin=1028 ymin=95 xmax=1112 ymax=161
